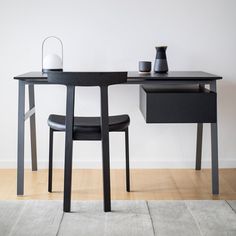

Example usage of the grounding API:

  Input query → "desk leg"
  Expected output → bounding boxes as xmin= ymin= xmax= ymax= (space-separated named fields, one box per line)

xmin=210 ymin=81 xmax=219 ymax=194
xmin=17 ymin=81 xmax=25 ymax=195
xmin=195 ymin=123 xmax=203 ymax=170
xmin=195 ymin=84 xmax=205 ymax=170
xmin=211 ymin=123 xmax=219 ymax=194
xmin=28 ymin=85 xmax=37 ymax=171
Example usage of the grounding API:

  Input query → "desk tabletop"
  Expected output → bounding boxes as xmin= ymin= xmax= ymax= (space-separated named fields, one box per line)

xmin=14 ymin=71 xmax=222 ymax=84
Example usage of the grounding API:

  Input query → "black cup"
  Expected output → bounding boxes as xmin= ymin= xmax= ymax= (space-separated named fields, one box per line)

xmin=139 ymin=61 xmax=152 ymax=72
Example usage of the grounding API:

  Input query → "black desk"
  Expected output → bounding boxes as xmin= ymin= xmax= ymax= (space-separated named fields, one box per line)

xmin=14 ymin=71 xmax=222 ymax=196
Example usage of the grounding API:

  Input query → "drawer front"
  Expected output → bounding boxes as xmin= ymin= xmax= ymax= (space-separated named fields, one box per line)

xmin=140 ymin=86 xmax=217 ymax=123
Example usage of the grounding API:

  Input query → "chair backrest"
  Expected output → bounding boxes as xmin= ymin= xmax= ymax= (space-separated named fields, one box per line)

xmin=47 ymin=72 xmax=127 ymax=86
xmin=48 ymin=72 xmax=128 ymax=147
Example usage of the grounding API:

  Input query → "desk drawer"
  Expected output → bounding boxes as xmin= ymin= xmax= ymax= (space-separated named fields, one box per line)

xmin=139 ymin=85 xmax=216 ymax=123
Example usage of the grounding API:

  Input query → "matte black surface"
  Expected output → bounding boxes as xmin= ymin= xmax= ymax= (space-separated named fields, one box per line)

xmin=48 ymin=128 xmax=53 ymax=193
xmin=63 ymin=86 xmax=75 ymax=212
xmin=139 ymin=85 xmax=217 ymax=123
xmin=196 ymin=123 xmax=203 ymax=170
xmin=42 ymin=69 xmax=63 ymax=73
xmin=154 ymin=46 xmax=168 ymax=73
xmin=100 ymin=86 xmax=111 ymax=212
xmin=48 ymin=115 xmax=131 ymax=193
xmin=139 ymin=61 xmax=152 ymax=72
xmin=14 ymin=71 xmax=222 ymax=83
xmin=155 ymin=46 xmax=167 ymax=59
xmin=125 ymin=128 xmax=130 ymax=192
xmin=195 ymin=73 xmax=207 ymax=173
xmin=45 ymin=72 xmax=130 ymax=212
xmin=48 ymin=114 xmax=130 ymax=135
xmin=47 ymin=72 xmax=127 ymax=86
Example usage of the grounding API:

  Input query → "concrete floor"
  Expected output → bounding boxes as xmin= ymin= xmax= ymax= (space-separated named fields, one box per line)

xmin=0 ymin=200 xmax=236 ymax=236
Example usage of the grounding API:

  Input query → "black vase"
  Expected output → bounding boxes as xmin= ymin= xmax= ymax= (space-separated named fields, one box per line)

xmin=154 ymin=46 xmax=168 ymax=73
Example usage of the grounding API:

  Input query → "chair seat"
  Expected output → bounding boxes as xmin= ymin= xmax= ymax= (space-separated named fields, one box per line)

xmin=48 ymin=114 xmax=130 ymax=134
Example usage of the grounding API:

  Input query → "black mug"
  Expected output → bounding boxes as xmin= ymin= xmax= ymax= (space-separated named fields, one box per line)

xmin=139 ymin=61 xmax=152 ymax=73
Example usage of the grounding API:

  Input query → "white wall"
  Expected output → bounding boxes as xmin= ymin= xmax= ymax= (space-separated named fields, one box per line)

xmin=0 ymin=0 xmax=236 ymax=169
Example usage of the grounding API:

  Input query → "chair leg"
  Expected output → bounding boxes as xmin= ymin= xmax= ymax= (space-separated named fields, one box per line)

xmin=100 ymin=86 xmax=111 ymax=212
xmin=63 ymin=138 xmax=73 ymax=212
xmin=102 ymin=161 xmax=111 ymax=211
xmin=125 ymin=128 xmax=130 ymax=192
xmin=63 ymin=86 xmax=75 ymax=213
xmin=101 ymin=133 xmax=111 ymax=212
xmin=48 ymin=128 xmax=53 ymax=193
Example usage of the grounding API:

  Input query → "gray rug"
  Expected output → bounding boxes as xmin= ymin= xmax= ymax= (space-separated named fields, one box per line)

xmin=0 ymin=200 xmax=236 ymax=236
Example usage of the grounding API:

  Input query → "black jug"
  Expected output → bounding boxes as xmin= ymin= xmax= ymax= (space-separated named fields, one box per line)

xmin=154 ymin=46 xmax=168 ymax=73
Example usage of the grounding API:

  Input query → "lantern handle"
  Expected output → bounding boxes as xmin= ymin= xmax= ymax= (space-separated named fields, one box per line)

xmin=42 ymin=36 xmax=63 ymax=71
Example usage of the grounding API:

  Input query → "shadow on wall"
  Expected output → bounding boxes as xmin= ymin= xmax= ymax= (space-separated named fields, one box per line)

xmin=217 ymin=79 xmax=236 ymax=158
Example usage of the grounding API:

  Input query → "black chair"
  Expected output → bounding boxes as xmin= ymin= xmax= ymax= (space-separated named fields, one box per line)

xmin=47 ymin=72 xmax=130 ymax=212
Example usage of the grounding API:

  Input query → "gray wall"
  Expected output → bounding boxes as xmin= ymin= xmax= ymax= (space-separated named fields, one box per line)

xmin=0 ymin=0 xmax=235 ymax=168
